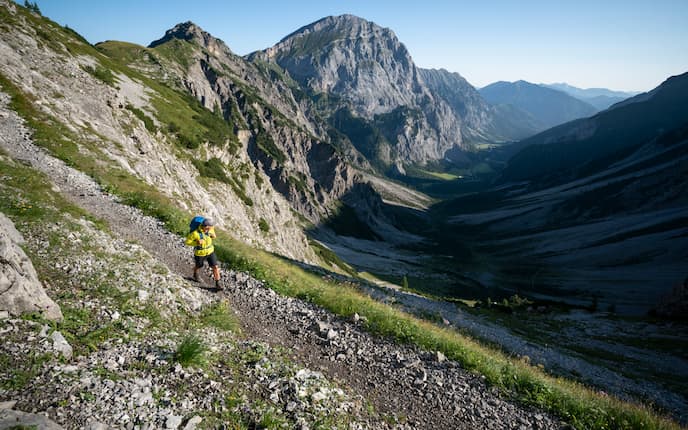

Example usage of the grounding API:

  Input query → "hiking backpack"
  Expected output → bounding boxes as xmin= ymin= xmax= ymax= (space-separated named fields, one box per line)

xmin=189 ymin=216 xmax=205 ymax=233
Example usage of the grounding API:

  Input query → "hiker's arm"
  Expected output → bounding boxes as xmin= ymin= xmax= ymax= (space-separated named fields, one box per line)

xmin=185 ymin=232 xmax=199 ymax=246
xmin=208 ymin=227 xmax=216 ymax=238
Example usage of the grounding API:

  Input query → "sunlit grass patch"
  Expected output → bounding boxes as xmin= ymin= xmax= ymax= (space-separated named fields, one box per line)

xmin=199 ymin=300 xmax=241 ymax=333
xmin=173 ymin=334 xmax=208 ymax=368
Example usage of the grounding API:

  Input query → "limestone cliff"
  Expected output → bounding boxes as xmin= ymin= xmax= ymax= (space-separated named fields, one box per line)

xmin=255 ymin=15 xmax=537 ymax=168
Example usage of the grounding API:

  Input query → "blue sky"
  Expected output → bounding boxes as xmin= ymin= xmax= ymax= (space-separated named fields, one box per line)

xmin=28 ymin=0 xmax=688 ymax=92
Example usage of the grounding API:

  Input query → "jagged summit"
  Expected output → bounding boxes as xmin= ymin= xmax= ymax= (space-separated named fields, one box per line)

xmin=263 ymin=13 xmax=416 ymax=106
xmin=148 ymin=21 xmax=232 ymax=56
xmin=276 ymin=14 xmax=398 ymax=46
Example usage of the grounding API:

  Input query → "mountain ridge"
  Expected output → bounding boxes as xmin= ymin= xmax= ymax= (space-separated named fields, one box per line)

xmin=256 ymin=14 xmax=540 ymax=169
xmin=480 ymin=80 xmax=598 ymax=130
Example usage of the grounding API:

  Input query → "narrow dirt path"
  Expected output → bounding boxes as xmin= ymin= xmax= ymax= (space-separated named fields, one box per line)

xmin=1 ymin=91 xmax=564 ymax=429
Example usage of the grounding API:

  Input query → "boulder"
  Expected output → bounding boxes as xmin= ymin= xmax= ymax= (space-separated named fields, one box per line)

xmin=0 ymin=408 xmax=64 ymax=429
xmin=0 ymin=212 xmax=63 ymax=321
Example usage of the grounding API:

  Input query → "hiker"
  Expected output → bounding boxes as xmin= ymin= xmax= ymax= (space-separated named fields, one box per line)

xmin=185 ymin=217 xmax=221 ymax=289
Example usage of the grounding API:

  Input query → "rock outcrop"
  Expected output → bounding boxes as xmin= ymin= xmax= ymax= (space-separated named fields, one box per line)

xmin=0 ymin=212 xmax=63 ymax=321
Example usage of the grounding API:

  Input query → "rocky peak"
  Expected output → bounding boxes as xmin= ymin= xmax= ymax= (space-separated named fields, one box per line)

xmin=148 ymin=21 xmax=232 ymax=57
xmin=277 ymin=14 xmax=399 ymax=48
xmin=262 ymin=14 xmax=421 ymax=118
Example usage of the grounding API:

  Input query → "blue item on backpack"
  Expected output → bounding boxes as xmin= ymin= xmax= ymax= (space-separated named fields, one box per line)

xmin=189 ymin=216 xmax=205 ymax=233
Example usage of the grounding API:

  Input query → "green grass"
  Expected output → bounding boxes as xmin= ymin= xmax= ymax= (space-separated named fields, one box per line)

xmin=308 ymin=240 xmax=357 ymax=276
xmin=0 ymin=351 xmax=51 ymax=391
xmin=82 ymin=65 xmax=117 ymax=86
xmin=125 ymin=104 xmax=157 ymax=133
xmin=405 ymin=165 xmax=461 ymax=181
xmin=173 ymin=334 xmax=208 ymax=367
xmin=199 ymin=300 xmax=241 ymax=333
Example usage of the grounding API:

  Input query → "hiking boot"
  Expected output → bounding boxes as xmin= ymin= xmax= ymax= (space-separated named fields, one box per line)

xmin=193 ymin=272 xmax=199 ymax=282
xmin=215 ymin=280 xmax=221 ymax=289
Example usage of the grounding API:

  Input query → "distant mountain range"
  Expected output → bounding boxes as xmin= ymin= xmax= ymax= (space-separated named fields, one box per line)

xmin=479 ymin=80 xmax=599 ymax=130
xmin=478 ymin=81 xmax=639 ymax=132
xmin=542 ymin=82 xmax=639 ymax=110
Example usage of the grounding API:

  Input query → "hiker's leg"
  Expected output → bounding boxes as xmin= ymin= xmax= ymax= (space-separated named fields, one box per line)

xmin=208 ymin=253 xmax=220 ymax=281
xmin=208 ymin=253 xmax=220 ymax=288
xmin=193 ymin=255 xmax=204 ymax=281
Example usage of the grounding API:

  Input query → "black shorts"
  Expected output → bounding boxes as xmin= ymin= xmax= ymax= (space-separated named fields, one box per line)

xmin=194 ymin=252 xmax=218 ymax=268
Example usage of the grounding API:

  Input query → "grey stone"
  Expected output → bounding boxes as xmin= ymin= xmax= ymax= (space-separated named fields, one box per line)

xmin=51 ymin=330 xmax=73 ymax=359
xmin=0 ymin=212 xmax=63 ymax=321
xmin=166 ymin=414 xmax=183 ymax=429
xmin=0 ymin=409 xmax=64 ymax=429
xmin=182 ymin=415 xmax=203 ymax=430
xmin=0 ymin=400 xmax=17 ymax=410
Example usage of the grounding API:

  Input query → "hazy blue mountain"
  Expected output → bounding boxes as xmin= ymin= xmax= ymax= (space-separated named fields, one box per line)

xmin=418 ymin=68 xmax=540 ymax=142
xmin=499 ymin=72 xmax=688 ymax=185
xmin=542 ymin=82 xmax=639 ymax=110
xmin=479 ymin=80 xmax=598 ymax=130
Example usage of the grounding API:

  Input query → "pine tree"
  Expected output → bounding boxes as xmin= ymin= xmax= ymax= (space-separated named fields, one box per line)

xmin=23 ymin=1 xmax=41 ymax=15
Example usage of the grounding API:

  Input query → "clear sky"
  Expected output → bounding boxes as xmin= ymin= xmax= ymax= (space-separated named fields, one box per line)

xmin=26 ymin=0 xmax=688 ymax=92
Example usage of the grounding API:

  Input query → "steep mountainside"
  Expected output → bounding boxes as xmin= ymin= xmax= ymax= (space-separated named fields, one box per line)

xmin=480 ymin=80 xmax=598 ymax=130
xmin=436 ymin=73 xmax=688 ymax=315
xmin=255 ymin=15 xmax=538 ymax=170
xmin=2 ymin=3 xmax=687 ymax=427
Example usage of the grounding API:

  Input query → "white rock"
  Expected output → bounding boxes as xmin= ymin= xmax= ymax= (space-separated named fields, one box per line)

xmin=0 ymin=213 xmax=63 ymax=322
xmin=182 ymin=416 xmax=203 ymax=430
xmin=137 ymin=289 xmax=149 ymax=302
xmin=166 ymin=414 xmax=183 ymax=429
xmin=51 ymin=331 xmax=73 ymax=359
xmin=311 ymin=391 xmax=327 ymax=403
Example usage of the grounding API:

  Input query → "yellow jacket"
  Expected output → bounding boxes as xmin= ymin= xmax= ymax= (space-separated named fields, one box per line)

xmin=185 ymin=227 xmax=216 ymax=256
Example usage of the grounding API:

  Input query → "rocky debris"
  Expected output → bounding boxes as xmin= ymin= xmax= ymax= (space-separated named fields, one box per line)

xmin=0 ymin=212 xmax=63 ymax=322
xmin=1 ymin=318 xmax=381 ymax=429
xmin=227 ymin=271 xmax=564 ymax=429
